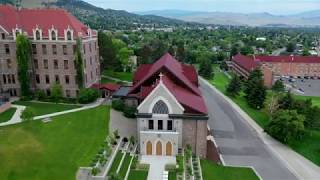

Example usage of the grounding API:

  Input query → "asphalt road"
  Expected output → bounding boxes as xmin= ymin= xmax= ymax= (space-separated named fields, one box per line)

xmin=199 ymin=80 xmax=297 ymax=180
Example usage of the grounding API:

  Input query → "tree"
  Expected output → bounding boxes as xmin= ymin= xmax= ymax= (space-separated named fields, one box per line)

xmin=16 ymin=34 xmax=31 ymax=97
xmin=226 ymin=75 xmax=242 ymax=97
xmin=21 ymin=107 xmax=35 ymax=121
xmin=137 ymin=45 xmax=152 ymax=65
xmin=302 ymin=48 xmax=311 ymax=56
xmin=176 ymin=41 xmax=186 ymax=62
xmin=278 ymin=91 xmax=295 ymax=110
xmin=244 ymin=69 xmax=266 ymax=109
xmin=51 ymin=83 xmax=63 ymax=103
xmin=98 ymin=31 xmax=117 ymax=69
xmin=272 ymin=80 xmax=285 ymax=93
xmin=78 ymin=88 xmax=99 ymax=104
xmin=240 ymin=46 xmax=254 ymax=55
xmin=230 ymin=44 xmax=239 ymax=59
xmin=75 ymin=38 xmax=84 ymax=88
xmin=265 ymin=110 xmax=305 ymax=143
xmin=286 ymin=42 xmax=295 ymax=53
xmin=117 ymin=47 xmax=134 ymax=72
xmin=198 ymin=55 xmax=214 ymax=79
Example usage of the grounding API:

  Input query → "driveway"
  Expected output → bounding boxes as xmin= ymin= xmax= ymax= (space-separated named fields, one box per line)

xmin=199 ymin=79 xmax=297 ymax=180
xmin=110 ymin=109 xmax=137 ymax=138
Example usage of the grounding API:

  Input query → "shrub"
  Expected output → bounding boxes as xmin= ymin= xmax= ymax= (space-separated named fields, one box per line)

xmin=51 ymin=83 xmax=63 ymax=103
xmin=129 ymin=136 xmax=135 ymax=145
xmin=112 ymin=99 xmax=125 ymax=111
xmin=136 ymin=163 xmax=150 ymax=170
xmin=123 ymin=137 xmax=128 ymax=142
xmin=131 ymin=157 xmax=138 ymax=169
xmin=34 ymin=89 xmax=46 ymax=100
xmin=123 ymin=106 xmax=136 ymax=118
xmin=165 ymin=164 xmax=176 ymax=171
xmin=21 ymin=107 xmax=35 ymax=121
xmin=113 ymin=130 xmax=120 ymax=139
xmin=78 ymin=88 xmax=99 ymax=104
xmin=91 ymin=167 xmax=100 ymax=176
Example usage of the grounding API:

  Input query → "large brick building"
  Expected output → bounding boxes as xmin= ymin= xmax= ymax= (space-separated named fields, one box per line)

xmin=231 ymin=54 xmax=320 ymax=87
xmin=0 ymin=5 xmax=100 ymax=97
xmin=123 ymin=53 xmax=208 ymax=158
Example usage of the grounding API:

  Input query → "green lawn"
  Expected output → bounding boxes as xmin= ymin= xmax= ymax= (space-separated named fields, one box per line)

xmin=103 ymin=69 xmax=133 ymax=82
xmin=101 ymin=77 xmax=119 ymax=84
xmin=127 ymin=170 xmax=148 ymax=180
xmin=208 ymin=67 xmax=320 ymax=166
xmin=119 ymin=153 xmax=132 ymax=178
xmin=108 ymin=151 xmax=124 ymax=175
xmin=12 ymin=101 xmax=81 ymax=116
xmin=0 ymin=106 xmax=110 ymax=180
xmin=201 ymin=159 xmax=259 ymax=180
xmin=0 ymin=107 xmax=17 ymax=123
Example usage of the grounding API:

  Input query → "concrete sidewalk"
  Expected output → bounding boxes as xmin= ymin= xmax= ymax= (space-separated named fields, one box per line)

xmin=0 ymin=105 xmax=26 ymax=127
xmin=200 ymin=77 xmax=320 ymax=180
xmin=141 ymin=155 xmax=175 ymax=180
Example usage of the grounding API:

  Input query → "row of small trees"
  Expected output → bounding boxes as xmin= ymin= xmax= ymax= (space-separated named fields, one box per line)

xmin=225 ymin=69 xmax=319 ymax=144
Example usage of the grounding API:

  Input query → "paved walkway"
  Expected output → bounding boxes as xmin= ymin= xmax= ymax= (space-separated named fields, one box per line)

xmin=200 ymin=77 xmax=320 ymax=180
xmin=101 ymin=75 xmax=132 ymax=85
xmin=110 ymin=109 xmax=137 ymax=138
xmin=0 ymin=98 xmax=105 ymax=127
xmin=141 ymin=155 xmax=176 ymax=180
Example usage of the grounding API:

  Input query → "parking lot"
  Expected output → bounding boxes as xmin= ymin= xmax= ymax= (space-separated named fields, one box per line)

xmin=279 ymin=77 xmax=320 ymax=96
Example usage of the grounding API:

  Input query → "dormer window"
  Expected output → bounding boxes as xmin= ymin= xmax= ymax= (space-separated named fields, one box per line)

xmin=67 ymin=31 xmax=72 ymax=41
xmin=51 ymin=31 xmax=57 ymax=40
xmin=35 ymin=30 xmax=41 ymax=40
xmin=15 ymin=30 xmax=20 ymax=37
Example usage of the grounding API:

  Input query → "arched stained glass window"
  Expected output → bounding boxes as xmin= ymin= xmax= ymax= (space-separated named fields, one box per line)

xmin=152 ymin=100 xmax=169 ymax=114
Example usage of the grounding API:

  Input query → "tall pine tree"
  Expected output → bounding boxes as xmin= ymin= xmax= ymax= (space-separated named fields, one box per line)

xmin=244 ymin=69 xmax=266 ymax=109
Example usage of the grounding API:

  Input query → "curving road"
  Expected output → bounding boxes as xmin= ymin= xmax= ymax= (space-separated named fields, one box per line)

xmin=199 ymin=79 xmax=297 ymax=180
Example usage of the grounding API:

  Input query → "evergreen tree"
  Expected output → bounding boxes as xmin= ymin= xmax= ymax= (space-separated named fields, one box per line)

xmin=198 ymin=57 xmax=214 ymax=79
xmin=278 ymin=91 xmax=295 ymax=110
xmin=16 ymin=34 xmax=31 ymax=97
xmin=226 ymin=75 xmax=242 ymax=97
xmin=244 ymin=69 xmax=266 ymax=109
xmin=272 ymin=80 xmax=285 ymax=93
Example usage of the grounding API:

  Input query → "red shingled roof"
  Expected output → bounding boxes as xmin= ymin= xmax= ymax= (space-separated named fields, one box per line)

xmin=233 ymin=54 xmax=320 ymax=72
xmin=130 ymin=53 xmax=207 ymax=115
xmin=0 ymin=5 xmax=94 ymax=38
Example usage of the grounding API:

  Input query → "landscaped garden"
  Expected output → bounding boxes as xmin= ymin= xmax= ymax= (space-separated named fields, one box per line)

xmin=0 ymin=106 xmax=110 ymax=179
xmin=103 ymin=69 xmax=133 ymax=82
xmin=0 ymin=107 xmax=17 ymax=123
xmin=12 ymin=101 xmax=81 ymax=116
xmin=207 ymin=65 xmax=320 ymax=166
xmin=201 ymin=159 xmax=259 ymax=180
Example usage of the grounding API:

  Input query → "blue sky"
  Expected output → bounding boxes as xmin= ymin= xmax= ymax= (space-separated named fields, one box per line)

xmin=83 ymin=0 xmax=320 ymax=14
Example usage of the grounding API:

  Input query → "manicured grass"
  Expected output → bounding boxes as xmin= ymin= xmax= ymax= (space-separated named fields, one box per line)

xmin=0 ymin=106 xmax=110 ymax=180
xmin=12 ymin=101 xmax=81 ymax=116
xmin=0 ymin=107 xmax=17 ymax=123
xmin=103 ymin=69 xmax=133 ymax=82
xmin=119 ymin=153 xmax=132 ymax=178
xmin=168 ymin=171 xmax=177 ymax=180
xmin=201 ymin=159 xmax=259 ymax=180
xmin=127 ymin=170 xmax=148 ymax=180
xmin=208 ymin=68 xmax=320 ymax=166
xmin=108 ymin=151 xmax=124 ymax=175
xmin=101 ymin=77 xmax=119 ymax=83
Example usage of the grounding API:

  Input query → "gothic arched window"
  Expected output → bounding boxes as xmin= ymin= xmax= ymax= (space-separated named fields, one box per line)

xmin=67 ymin=31 xmax=72 ymax=40
xmin=35 ymin=30 xmax=41 ymax=40
xmin=152 ymin=100 xmax=169 ymax=114
xmin=51 ymin=31 xmax=56 ymax=40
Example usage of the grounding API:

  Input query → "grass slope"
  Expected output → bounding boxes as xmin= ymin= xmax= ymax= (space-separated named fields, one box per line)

xmin=0 ymin=106 xmax=110 ymax=180
xmin=12 ymin=101 xmax=81 ymax=116
xmin=119 ymin=153 xmax=132 ymax=178
xmin=108 ymin=151 xmax=124 ymax=175
xmin=201 ymin=160 xmax=259 ymax=180
xmin=0 ymin=107 xmax=17 ymax=123
xmin=103 ymin=69 xmax=133 ymax=82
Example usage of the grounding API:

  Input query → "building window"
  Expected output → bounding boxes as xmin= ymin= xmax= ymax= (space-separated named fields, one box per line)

xmin=42 ymin=44 xmax=47 ymax=55
xmin=52 ymin=44 xmax=57 ymax=55
xmin=158 ymin=120 xmax=163 ymax=130
xmin=64 ymin=60 xmax=69 ymax=70
xmin=36 ymin=74 xmax=40 ymax=84
xmin=45 ymin=75 xmax=50 ymax=84
xmin=63 ymin=45 xmax=67 ymax=55
xmin=32 ymin=44 xmax=37 ymax=54
xmin=7 ymin=75 xmax=11 ymax=84
xmin=167 ymin=120 xmax=173 ymax=130
xmin=54 ymin=59 xmax=58 ymax=69
xmin=55 ymin=75 xmax=60 ymax=84
xmin=34 ymin=59 xmax=38 ymax=69
xmin=51 ymin=31 xmax=56 ymax=40
xmin=65 ymin=75 xmax=70 ymax=84
xmin=89 ymin=43 xmax=92 ymax=52
xmin=1 ymin=33 xmax=5 ymax=39
xmin=90 ymin=57 xmax=92 ymax=65
xmin=73 ymin=45 xmax=76 ymax=54
xmin=67 ymin=31 xmax=72 ymax=40
xmin=66 ymin=90 xmax=71 ymax=97
xmin=11 ymin=74 xmax=15 ymax=84
xmin=44 ymin=59 xmax=48 ymax=69
xmin=5 ymin=44 xmax=10 ymax=54
xmin=3 ymin=75 xmax=7 ymax=84
xmin=35 ymin=30 xmax=41 ymax=40
xmin=148 ymin=120 xmax=154 ymax=130
xmin=83 ymin=44 xmax=86 ymax=54
xmin=7 ymin=59 xmax=12 ymax=69
xmin=152 ymin=100 xmax=169 ymax=114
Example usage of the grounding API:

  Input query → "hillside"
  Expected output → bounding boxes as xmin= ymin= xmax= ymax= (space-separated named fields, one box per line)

xmin=137 ymin=9 xmax=320 ymax=27
xmin=0 ymin=0 xmax=193 ymax=30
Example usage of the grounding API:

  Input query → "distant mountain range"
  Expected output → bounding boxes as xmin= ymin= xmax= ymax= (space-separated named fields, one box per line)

xmin=0 ymin=0 xmax=193 ymax=30
xmin=136 ymin=9 xmax=320 ymax=27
